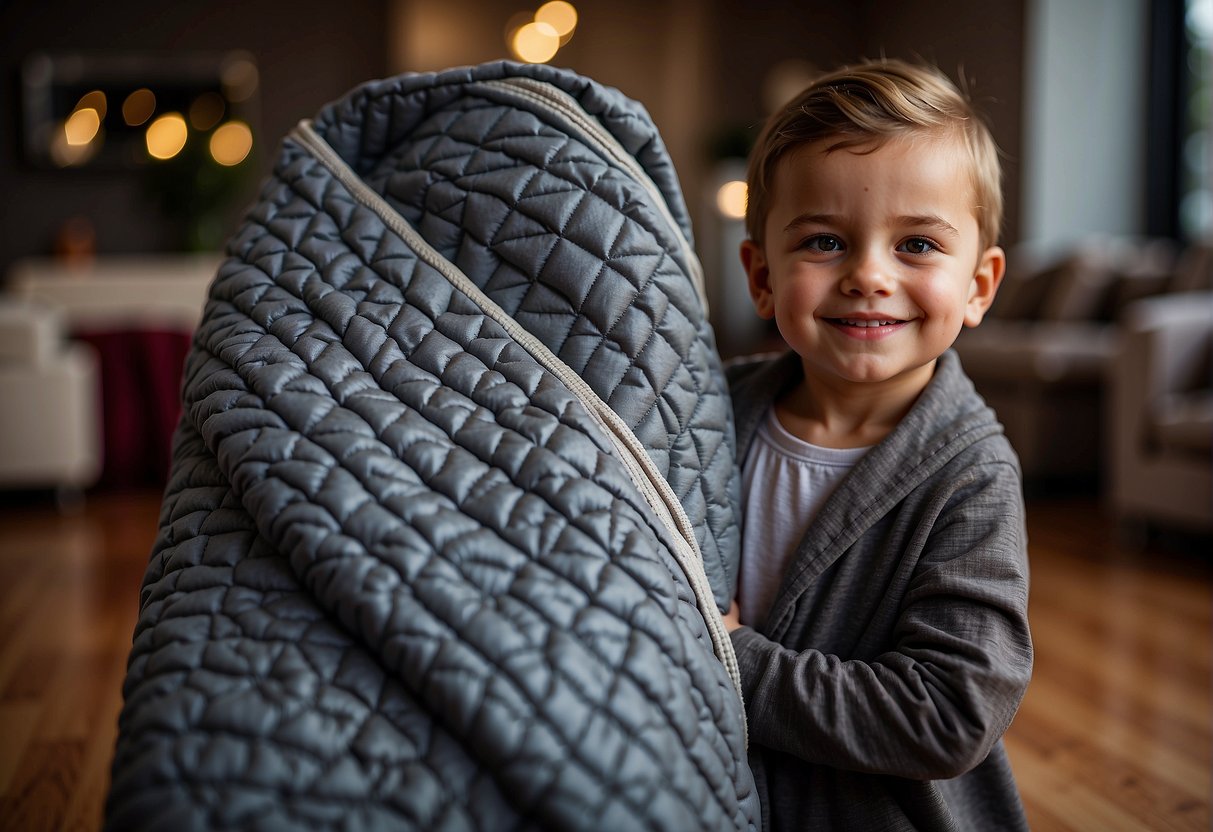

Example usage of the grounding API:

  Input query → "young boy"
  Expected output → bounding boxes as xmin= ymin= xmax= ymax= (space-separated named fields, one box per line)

xmin=721 ymin=59 xmax=1033 ymax=830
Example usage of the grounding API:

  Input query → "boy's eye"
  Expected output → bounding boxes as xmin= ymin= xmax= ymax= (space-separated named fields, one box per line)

xmin=899 ymin=237 xmax=937 ymax=255
xmin=803 ymin=235 xmax=844 ymax=253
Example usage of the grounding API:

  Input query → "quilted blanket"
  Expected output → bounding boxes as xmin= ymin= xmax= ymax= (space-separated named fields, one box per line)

xmin=106 ymin=61 xmax=758 ymax=830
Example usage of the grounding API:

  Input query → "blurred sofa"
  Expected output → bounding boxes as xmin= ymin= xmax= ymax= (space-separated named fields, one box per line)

xmin=1107 ymin=290 xmax=1212 ymax=535
xmin=955 ymin=236 xmax=1208 ymax=490
xmin=0 ymin=299 xmax=101 ymax=493
xmin=3 ymin=254 xmax=216 ymax=489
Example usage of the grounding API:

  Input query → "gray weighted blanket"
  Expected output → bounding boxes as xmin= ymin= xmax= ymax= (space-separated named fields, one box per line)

xmin=105 ymin=61 xmax=758 ymax=830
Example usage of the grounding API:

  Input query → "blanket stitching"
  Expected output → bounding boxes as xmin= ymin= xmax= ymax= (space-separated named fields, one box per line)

xmin=196 ymin=200 xmax=740 ymax=821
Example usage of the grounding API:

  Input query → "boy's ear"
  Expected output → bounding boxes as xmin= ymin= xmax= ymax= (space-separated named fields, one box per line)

xmin=740 ymin=239 xmax=776 ymax=320
xmin=963 ymin=245 xmax=1006 ymax=328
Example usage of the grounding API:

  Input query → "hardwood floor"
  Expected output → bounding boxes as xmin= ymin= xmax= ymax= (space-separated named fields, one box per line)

xmin=1005 ymin=498 xmax=1211 ymax=831
xmin=0 ymin=489 xmax=1208 ymax=830
xmin=0 ymin=491 xmax=159 ymax=832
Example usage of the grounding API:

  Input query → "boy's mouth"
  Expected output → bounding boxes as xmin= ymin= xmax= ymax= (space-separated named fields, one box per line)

xmin=831 ymin=317 xmax=904 ymax=327
xmin=825 ymin=316 xmax=909 ymax=339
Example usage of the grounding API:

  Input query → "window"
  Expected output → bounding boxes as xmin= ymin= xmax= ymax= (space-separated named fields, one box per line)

xmin=1149 ymin=0 xmax=1211 ymax=241
xmin=1180 ymin=0 xmax=1211 ymax=239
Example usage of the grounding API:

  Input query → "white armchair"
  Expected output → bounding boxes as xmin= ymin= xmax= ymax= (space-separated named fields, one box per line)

xmin=0 ymin=299 xmax=101 ymax=493
xmin=1107 ymin=290 xmax=1213 ymax=535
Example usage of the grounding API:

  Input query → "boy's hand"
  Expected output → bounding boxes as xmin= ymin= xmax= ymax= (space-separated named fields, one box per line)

xmin=722 ymin=600 xmax=742 ymax=633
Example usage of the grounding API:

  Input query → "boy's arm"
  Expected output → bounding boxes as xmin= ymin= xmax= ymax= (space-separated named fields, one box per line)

xmin=729 ymin=460 xmax=1033 ymax=781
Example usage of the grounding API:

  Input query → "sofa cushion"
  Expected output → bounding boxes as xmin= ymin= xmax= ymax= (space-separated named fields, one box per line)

xmin=990 ymin=237 xmax=1181 ymax=325
xmin=990 ymin=259 xmax=1067 ymax=320
xmin=1155 ymin=391 xmax=1213 ymax=455
xmin=955 ymin=320 xmax=1116 ymax=384
xmin=0 ymin=300 xmax=62 ymax=365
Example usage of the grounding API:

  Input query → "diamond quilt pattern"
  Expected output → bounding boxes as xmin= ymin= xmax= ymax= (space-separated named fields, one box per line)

xmin=107 ymin=61 xmax=757 ymax=830
xmin=316 ymin=63 xmax=742 ymax=606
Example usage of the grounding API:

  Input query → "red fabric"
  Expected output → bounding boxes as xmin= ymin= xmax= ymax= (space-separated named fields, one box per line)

xmin=74 ymin=329 xmax=192 ymax=490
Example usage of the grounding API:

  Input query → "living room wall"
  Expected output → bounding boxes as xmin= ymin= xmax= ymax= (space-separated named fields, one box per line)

xmin=0 ymin=0 xmax=1027 ymax=282
xmin=0 ymin=0 xmax=390 ymax=278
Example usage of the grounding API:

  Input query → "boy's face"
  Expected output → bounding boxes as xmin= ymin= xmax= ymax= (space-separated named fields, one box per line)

xmin=741 ymin=133 xmax=1004 ymax=396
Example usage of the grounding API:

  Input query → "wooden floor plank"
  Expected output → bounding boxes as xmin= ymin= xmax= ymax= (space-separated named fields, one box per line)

xmin=0 ymin=739 xmax=84 ymax=832
xmin=0 ymin=702 xmax=42 ymax=795
xmin=0 ymin=560 xmax=52 ymax=696
xmin=1030 ymin=625 xmax=1211 ymax=750
xmin=1007 ymin=496 xmax=1212 ymax=832
xmin=61 ymin=648 xmax=129 ymax=832
xmin=1007 ymin=732 xmax=1192 ymax=832
xmin=1036 ymin=659 xmax=1208 ymax=762
xmin=1009 ymin=687 xmax=1209 ymax=829
xmin=0 ymin=492 xmax=157 ymax=831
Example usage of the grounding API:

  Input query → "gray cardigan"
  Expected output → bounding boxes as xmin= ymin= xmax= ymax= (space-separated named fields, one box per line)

xmin=727 ymin=349 xmax=1033 ymax=831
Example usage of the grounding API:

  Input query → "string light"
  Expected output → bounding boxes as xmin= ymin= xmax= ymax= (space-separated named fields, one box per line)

xmin=35 ymin=59 xmax=258 ymax=172
xmin=53 ymin=91 xmax=106 ymax=166
xmin=146 ymin=113 xmax=188 ymax=160
xmin=507 ymin=2 xmax=577 ymax=64
xmin=74 ymin=90 xmax=108 ymax=120
xmin=512 ymin=21 xmax=561 ymax=63
xmin=535 ymin=1 xmax=577 ymax=42
xmin=716 ymin=180 xmax=748 ymax=220
xmin=221 ymin=56 xmax=259 ymax=102
xmin=209 ymin=121 xmax=253 ymax=166
xmin=122 ymin=88 xmax=156 ymax=126
xmin=63 ymin=108 xmax=101 ymax=146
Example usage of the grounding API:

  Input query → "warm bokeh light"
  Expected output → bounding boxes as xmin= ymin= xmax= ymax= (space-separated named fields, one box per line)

xmin=209 ymin=120 xmax=253 ymax=166
xmin=63 ymin=108 xmax=101 ymax=146
xmin=535 ymin=1 xmax=577 ymax=40
xmin=50 ymin=124 xmax=100 ymax=167
xmin=221 ymin=57 xmax=259 ymax=103
xmin=75 ymin=90 xmax=107 ymax=120
xmin=58 ymin=93 xmax=107 ymax=165
xmin=189 ymin=91 xmax=226 ymax=131
xmin=716 ymin=180 xmax=748 ymax=220
xmin=511 ymin=20 xmax=561 ymax=63
xmin=504 ymin=10 xmax=533 ymax=41
xmin=145 ymin=113 xmax=188 ymax=160
xmin=122 ymin=88 xmax=156 ymax=126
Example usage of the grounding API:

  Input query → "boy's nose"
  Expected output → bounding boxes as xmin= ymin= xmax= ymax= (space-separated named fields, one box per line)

xmin=840 ymin=250 xmax=895 ymax=296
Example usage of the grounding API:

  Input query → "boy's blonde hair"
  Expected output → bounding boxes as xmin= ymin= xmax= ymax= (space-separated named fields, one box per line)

xmin=744 ymin=58 xmax=1003 ymax=249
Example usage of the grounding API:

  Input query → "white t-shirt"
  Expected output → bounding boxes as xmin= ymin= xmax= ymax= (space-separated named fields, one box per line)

xmin=738 ymin=406 xmax=869 ymax=629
